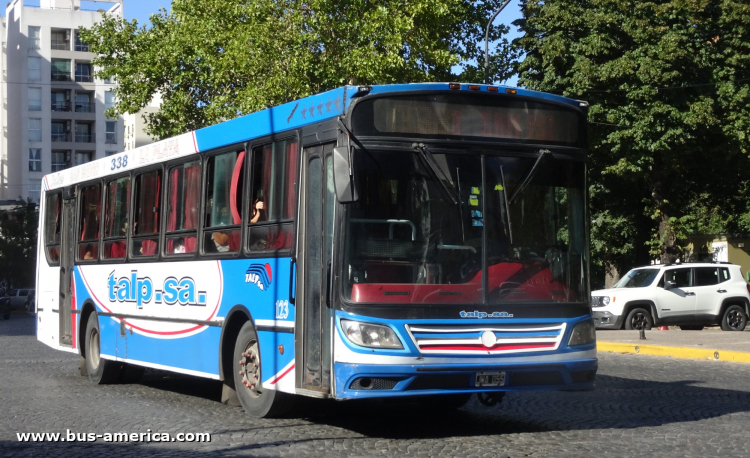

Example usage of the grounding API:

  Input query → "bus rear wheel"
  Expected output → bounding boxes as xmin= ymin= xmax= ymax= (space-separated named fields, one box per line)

xmin=84 ymin=313 xmax=121 ymax=384
xmin=233 ymin=321 xmax=293 ymax=418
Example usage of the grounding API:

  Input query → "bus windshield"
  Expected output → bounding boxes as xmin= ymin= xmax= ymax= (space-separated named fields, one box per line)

xmin=343 ymin=149 xmax=587 ymax=304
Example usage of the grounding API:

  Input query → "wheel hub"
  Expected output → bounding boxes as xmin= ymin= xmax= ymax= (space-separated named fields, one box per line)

xmin=728 ymin=310 xmax=742 ymax=328
xmin=239 ymin=342 xmax=262 ymax=398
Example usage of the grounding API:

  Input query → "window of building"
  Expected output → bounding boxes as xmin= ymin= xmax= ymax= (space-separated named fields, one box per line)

xmin=75 ymin=92 xmax=92 ymax=113
xmin=28 ymin=118 xmax=42 ymax=142
xmin=45 ymin=192 xmax=62 ymax=264
xmin=28 ymin=87 xmax=41 ymax=111
xmin=105 ymin=121 xmax=116 ymax=144
xmin=132 ymin=170 xmax=162 ymax=257
xmin=105 ymin=151 xmax=117 ymax=157
xmin=165 ymin=160 xmax=201 ymax=255
xmin=75 ymin=62 xmax=92 ymax=82
xmin=51 ymin=151 xmax=68 ymax=172
xmin=28 ymin=179 xmax=42 ymax=204
xmin=28 ymin=26 xmax=40 ymax=50
xmin=78 ymin=183 xmax=101 ymax=261
xmin=51 ymin=90 xmax=70 ymax=112
xmin=75 ymin=151 xmax=92 ymax=165
xmin=51 ymin=121 xmax=68 ymax=142
xmin=27 ymin=57 xmax=41 ymax=82
xmin=74 ymin=30 xmax=89 ymax=52
xmin=51 ymin=59 xmax=71 ymax=81
xmin=105 ymin=91 xmax=115 ymax=110
xmin=247 ymin=138 xmax=298 ymax=251
xmin=203 ymin=151 xmax=244 ymax=254
xmin=50 ymin=29 xmax=69 ymax=51
xmin=29 ymin=148 xmax=41 ymax=172
xmin=75 ymin=122 xmax=93 ymax=143
xmin=103 ymin=176 xmax=129 ymax=260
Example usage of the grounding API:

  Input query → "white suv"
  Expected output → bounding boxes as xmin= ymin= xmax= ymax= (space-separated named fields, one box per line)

xmin=592 ymin=263 xmax=750 ymax=331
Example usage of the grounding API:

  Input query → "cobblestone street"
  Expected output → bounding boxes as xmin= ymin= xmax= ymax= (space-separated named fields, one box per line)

xmin=1 ymin=314 xmax=749 ymax=457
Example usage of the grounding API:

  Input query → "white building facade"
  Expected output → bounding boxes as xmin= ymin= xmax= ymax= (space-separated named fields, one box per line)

xmin=1 ymin=0 xmax=124 ymax=203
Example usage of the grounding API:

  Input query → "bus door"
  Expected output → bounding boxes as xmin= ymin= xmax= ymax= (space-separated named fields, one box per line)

xmin=296 ymin=144 xmax=335 ymax=393
xmin=58 ymin=188 xmax=76 ymax=347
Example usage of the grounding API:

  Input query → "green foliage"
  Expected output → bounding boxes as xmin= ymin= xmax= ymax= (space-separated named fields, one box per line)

xmin=515 ymin=0 xmax=750 ymax=276
xmin=0 ymin=202 xmax=38 ymax=287
xmin=80 ymin=0 xmax=519 ymax=139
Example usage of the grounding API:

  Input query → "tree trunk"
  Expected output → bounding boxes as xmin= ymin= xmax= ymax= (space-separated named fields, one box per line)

xmin=604 ymin=262 xmax=620 ymax=289
xmin=651 ymin=159 xmax=679 ymax=264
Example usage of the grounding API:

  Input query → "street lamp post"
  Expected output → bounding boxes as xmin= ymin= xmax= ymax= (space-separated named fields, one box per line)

xmin=484 ymin=0 xmax=512 ymax=84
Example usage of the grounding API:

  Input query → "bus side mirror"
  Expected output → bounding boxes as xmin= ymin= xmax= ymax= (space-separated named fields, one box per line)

xmin=333 ymin=146 xmax=358 ymax=203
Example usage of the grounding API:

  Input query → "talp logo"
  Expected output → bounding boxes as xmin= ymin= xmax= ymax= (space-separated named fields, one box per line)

xmin=246 ymin=263 xmax=272 ymax=291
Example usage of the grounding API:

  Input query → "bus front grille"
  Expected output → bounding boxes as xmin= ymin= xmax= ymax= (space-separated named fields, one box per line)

xmin=405 ymin=323 xmax=567 ymax=355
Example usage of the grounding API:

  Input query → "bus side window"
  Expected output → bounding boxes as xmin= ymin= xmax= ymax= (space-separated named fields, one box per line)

xmin=202 ymin=150 xmax=244 ymax=254
xmin=132 ymin=169 xmax=162 ymax=258
xmin=248 ymin=139 xmax=297 ymax=252
xmin=44 ymin=192 xmax=62 ymax=264
xmin=165 ymin=160 xmax=201 ymax=255
xmin=77 ymin=183 xmax=101 ymax=261
xmin=102 ymin=176 xmax=130 ymax=260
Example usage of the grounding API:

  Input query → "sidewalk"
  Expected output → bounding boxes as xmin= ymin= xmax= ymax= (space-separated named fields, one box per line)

xmin=596 ymin=328 xmax=750 ymax=363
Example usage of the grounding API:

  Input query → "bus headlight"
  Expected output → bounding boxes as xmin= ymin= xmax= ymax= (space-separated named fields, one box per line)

xmin=341 ymin=320 xmax=404 ymax=349
xmin=568 ymin=320 xmax=596 ymax=347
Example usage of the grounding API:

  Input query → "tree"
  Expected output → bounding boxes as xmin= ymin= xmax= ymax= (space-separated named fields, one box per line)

xmin=80 ymin=0 xmax=519 ymax=140
xmin=514 ymin=0 xmax=750 ymax=281
xmin=0 ymin=202 xmax=38 ymax=288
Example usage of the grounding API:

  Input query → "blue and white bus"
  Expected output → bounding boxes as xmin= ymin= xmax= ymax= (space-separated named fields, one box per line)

xmin=36 ymin=83 xmax=596 ymax=417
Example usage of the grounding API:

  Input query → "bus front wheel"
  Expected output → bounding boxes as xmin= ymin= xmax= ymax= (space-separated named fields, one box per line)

xmin=84 ymin=313 xmax=121 ymax=384
xmin=233 ymin=321 xmax=293 ymax=418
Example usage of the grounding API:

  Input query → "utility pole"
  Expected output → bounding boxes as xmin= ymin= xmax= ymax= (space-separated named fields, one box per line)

xmin=484 ymin=0 xmax=512 ymax=84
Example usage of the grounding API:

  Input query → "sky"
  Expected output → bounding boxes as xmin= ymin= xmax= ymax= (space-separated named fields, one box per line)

xmin=3 ymin=0 xmax=522 ymax=85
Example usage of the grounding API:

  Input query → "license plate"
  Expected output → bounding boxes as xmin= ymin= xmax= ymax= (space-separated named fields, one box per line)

xmin=475 ymin=371 xmax=506 ymax=387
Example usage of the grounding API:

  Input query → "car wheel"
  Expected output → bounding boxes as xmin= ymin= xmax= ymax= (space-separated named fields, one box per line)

xmin=233 ymin=321 xmax=294 ymax=418
xmin=84 ymin=313 xmax=122 ymax=384
xmin=679 ymin=325 xmax=704 ymax=331
xmin=624 ymin=308 xmax=653 ymax=330
xmin=720 ymin=305 xmax=747 ymax=331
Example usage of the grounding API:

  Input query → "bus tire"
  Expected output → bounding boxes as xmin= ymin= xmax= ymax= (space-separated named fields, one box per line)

xmin=233 ymin=321 xmax=293 ymax=418
xmin=84 ymin=313 xmax=121 ymax=384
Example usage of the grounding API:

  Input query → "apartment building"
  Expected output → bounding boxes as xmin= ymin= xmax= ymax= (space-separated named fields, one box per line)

xmin=1 ymin=0 xmax=125 ymax=203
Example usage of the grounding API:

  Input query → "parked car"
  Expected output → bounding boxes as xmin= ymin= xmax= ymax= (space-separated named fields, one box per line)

xmin=0 ymin=294 xmax=9 ymax=320
xmin=6 ymin=288 xmax=34 ymax=311
xmin=592 ymin=262 xmax=750 ymax=331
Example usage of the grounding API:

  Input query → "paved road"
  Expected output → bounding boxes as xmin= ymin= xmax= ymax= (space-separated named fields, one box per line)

xmin=2 ymin=315 xmax=750 ymax=457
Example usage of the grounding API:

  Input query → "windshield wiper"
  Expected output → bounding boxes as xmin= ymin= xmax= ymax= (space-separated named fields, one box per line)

xmin=413 ymin=143 xmax=459 ymax=206
xmin=509 ymin=149 xmax=552 ymax=205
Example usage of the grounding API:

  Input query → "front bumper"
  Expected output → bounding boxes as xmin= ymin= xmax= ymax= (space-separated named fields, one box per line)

xmin=334 ymin=357 xmax=598 ymax=399
xmin=592 ymin=310 xmax=623 ymax=329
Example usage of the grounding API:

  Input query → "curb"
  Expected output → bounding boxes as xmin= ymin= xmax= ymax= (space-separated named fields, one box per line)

xmin=597 ymin=341 xmax=750 ymax=364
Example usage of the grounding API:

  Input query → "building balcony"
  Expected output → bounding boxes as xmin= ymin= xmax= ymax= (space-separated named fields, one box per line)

xmin=74 ymin=133 xmax=95 ymax=143
xmin=51 ymin=101 xmax=71 ymax=112
xmin=75 ymin=74 xmax=93 ymax=83
xmin=51 ymin=73 xmax=72 ymax=82
xmin=51 ymin=132 xmax=71 ymax=142
xmin=51 ymin=40 xmax=70 ymax=51
xmin=75 ymin=43 xmax=90 ymax=52
xmin=75 ymin=102 xmax=93 ymax=113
